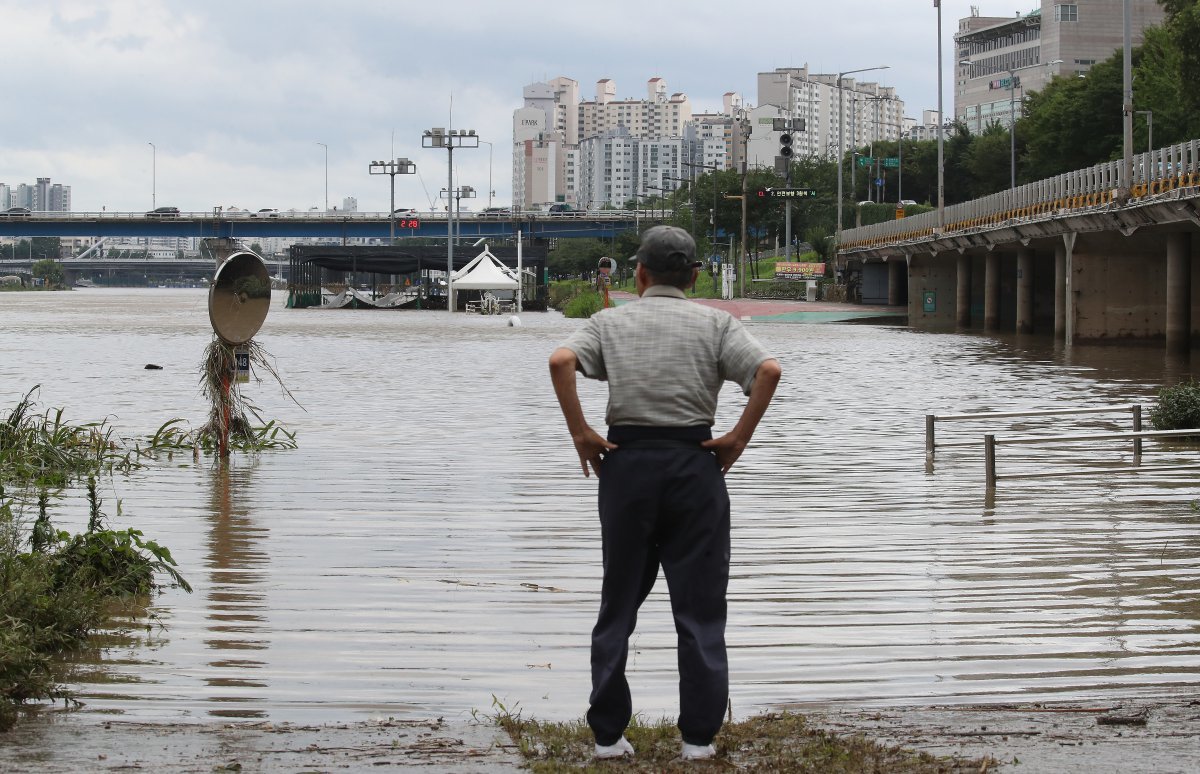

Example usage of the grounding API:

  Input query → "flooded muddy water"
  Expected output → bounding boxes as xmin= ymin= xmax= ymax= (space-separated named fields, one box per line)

xmin=2 ymin=288 xmax=1198 ymax=725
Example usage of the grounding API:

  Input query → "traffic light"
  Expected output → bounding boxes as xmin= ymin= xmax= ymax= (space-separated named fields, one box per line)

xmin=779 ymin=132 xmax=794 ymax=158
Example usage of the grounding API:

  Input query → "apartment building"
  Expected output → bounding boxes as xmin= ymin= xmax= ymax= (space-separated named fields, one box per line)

xmin=755 ymin=67 xmax=904 ymax=167
xmin=2 ymin=177 xmax=72 ymax=211
xmin=955 ymin=0 xmax=1166 ymax=134
xmin=515 ymin=76 xmax=714 ymax=210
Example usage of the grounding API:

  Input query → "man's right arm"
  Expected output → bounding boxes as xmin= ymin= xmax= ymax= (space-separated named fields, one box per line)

xmin=549 ymin=347 xmax=616 ymax=478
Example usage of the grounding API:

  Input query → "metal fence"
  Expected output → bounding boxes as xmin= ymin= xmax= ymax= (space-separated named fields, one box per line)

xmin=841 ymin=139 xmax=1200 ymax=251
xmin=925 ymin=404 xmax=1200 ymax=489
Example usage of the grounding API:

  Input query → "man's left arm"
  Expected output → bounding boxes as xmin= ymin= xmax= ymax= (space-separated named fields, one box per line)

xmin=701 ymin=358 xmax=781 ymax=474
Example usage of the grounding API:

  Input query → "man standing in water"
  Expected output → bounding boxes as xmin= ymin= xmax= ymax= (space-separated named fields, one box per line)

xmin=549 ymin=226 xmax=781 ymax=761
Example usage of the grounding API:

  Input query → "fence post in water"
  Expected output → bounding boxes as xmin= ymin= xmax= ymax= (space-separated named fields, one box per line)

xmin=985 ymin=433 xmax=997 ymax=489
xmin=926 ymin=414 xmax=936 ymax=456
xmin=1132 ymin=404 xmax=1143 ymax=458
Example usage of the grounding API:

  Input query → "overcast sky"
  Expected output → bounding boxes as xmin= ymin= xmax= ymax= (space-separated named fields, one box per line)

xmin=3 ymin=0 xmax=980 ymax=213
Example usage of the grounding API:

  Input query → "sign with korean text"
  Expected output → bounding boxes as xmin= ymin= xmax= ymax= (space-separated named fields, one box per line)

xmin=758 ymin=188 xmax=817 ymax=199
xmin=774 ymin=262 xmax=825 ymax=281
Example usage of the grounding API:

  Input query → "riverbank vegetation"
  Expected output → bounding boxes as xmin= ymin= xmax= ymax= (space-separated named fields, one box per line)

xmin=493 ymin=704 xmax=992 ymax=773
xmin=1149 ymin=378 xmax=1200 ymax=432
xmin=0 ymin=477 xmax=191 ymax=731
xmin=0 ymin=387 xmax=294 ymax=730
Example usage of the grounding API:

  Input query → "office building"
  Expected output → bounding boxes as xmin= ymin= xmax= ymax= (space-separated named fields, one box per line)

xmin=955 ymin=1 xmax=1166 ymax=134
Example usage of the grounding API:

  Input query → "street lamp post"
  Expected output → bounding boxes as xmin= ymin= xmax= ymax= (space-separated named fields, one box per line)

xmin=835 ymin=65 xmax=889 ymax=249
xmin=368 ymin=158 xmax=417 ymax=244
xmin=960 ymin=58 xmax=1062 ymax=189
xmin=422 ymin=127 xmax=479 ymax=312
xmin=316 ymin=142 xmax=328 ymax=211
xmin=441 ymin=185 xmax=476 ymax=243
xmin=936 ymin=0 xmax=945 ymax=232
xmin=148 ymin=142 xmax=156 ymax=209
xmin=683 ymin=160 xmax=721 ymax=255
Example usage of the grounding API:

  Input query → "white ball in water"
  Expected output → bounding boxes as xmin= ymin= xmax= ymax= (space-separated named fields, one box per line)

xmin=508 ymin=316 xmax=523 ymax=327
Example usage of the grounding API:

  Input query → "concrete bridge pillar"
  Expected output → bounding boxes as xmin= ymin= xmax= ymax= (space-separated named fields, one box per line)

xmin=984 ymin=251 xmax=1000 ymax=331
xmin=887 ymin=258 xmax=905 ymax=306
xmin=1166 ymin=232 xmax=1191 ymax=353
xmin=1054 ymin=244 xmax=1066 ymax=339
xmin=956 ymin=253 xmax=971 ymax=327
xmin=1016 ymin=247 xmax=1034 ymax=334
xmin=200 ymin=238 xmax=240 ymax=268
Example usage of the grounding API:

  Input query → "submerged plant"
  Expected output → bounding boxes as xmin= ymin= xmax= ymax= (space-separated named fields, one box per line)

xmin=196 ymin=338 xmax=300 ymax=457
xmin=51 ymin=477 xmax=191 ymax=595
xmin=0 ymin=387 xmax=141 ymax=488
xmin=1149 ymin=379 xmax=1200 ymax=434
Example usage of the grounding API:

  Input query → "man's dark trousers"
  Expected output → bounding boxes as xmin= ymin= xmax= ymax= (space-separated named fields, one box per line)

xmin=588 ymin=429 xmax=731 ymax=747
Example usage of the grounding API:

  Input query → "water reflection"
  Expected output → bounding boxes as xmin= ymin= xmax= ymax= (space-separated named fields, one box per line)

xmin=1 ymin=289 xmax=1198 ymax=725
xmin=204 ymin=462 xmax=270 ymax=718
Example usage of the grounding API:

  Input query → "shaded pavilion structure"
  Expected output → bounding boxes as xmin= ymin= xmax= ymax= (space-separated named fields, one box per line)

xmin=287 ymin=244 xmax=548 ymax=310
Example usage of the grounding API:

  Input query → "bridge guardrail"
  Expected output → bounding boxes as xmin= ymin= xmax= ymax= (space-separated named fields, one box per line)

xmin=840 ymin=138 xmax=1200 ymax=252
xmin=3 ymin=209 xmax=645 ymax=222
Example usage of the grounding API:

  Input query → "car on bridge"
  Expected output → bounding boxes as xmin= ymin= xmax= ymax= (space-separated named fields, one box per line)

xmin=252 ymin=208 xmax=280 ymax=218
xmin=479 ymin=206 xmax=512 ymax=218
xmin=146 ymin=206 xmax=180 ymax=218
xmin=1 ymin=207 xmax=31 ymax=218
xmin=547 ymin=203 xmax=577 ymax=215
xmin=392 ymin=207 xmax=418 ymax=216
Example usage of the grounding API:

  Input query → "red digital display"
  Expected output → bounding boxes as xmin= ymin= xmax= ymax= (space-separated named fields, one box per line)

xmin=397 ymin=219 xmax=421 ymax=229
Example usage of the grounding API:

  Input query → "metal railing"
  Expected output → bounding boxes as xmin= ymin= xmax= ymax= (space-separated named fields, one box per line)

xmin=984 ymin=428 xmax=1200 ymax=488
xmin=841 ymin=138 xmax=1200 ymax=252
xmin=925 ymin=404 xmax=1200 ymax=489
xmin=925 ymin=405 xmax=1143 ymax=456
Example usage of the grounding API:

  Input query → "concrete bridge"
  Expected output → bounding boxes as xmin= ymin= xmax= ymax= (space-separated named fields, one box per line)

xmin=0 ymin=209 xmax=644 ymax=241
xmin=838 ymin=139 xmax=1200 ymax=353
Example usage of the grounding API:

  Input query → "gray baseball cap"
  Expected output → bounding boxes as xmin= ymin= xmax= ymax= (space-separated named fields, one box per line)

xmin=631 ymin=225 xmax=702 ymax=272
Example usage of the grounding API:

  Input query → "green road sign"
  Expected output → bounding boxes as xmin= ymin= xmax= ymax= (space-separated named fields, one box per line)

xmin=882 ymin=157 xmax=900 ymax=168
xmin=761 ymin=188 xmax=817 ymax=199
xmin=856 ymin=156 xmax=874 ymax=168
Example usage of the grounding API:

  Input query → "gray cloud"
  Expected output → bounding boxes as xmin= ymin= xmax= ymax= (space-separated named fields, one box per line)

xmin=5 ymin=0 xmax=956 ymax=212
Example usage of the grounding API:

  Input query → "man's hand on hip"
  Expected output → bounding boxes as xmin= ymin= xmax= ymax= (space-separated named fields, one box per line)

xmin=573 ymin=427 xmax=617 ymax=478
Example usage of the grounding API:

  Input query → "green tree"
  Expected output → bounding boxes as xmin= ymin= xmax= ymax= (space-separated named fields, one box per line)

xmin=547 ymin=238 xmax=614 ymax=278
xmin=31 ymin=258 xmax=65 ymax=287
xmin=1160 ymin=0 xmax=1200 ymax=118
xmin=30 ymin=237 xmax=61 ymax=261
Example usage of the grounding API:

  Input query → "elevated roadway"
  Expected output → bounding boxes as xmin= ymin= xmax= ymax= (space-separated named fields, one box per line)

xmin=0 ymin=210 xmax=645 ymax=240
xmin=838 ymin=139 xmax=1200 ymax=351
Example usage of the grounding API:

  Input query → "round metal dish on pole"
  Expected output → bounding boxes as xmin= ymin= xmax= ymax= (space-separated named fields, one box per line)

xmin=208 ymin=251 xmax=271 ymax=457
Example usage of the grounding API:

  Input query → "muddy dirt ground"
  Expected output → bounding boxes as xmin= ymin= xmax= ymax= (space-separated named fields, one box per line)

xmin=806 ymin=697 xmax=1200 ymax=774
xmin=2 ymin=698 xmax=1199 ymax=771
xmin=0 ymin=713 xmax=522 ymax=772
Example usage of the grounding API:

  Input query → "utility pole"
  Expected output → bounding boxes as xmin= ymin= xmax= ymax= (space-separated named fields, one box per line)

xmin=422 ymin=126 xmax=478 ymax=311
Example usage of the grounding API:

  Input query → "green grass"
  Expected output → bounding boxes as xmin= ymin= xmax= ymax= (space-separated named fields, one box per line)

xmin=493 ymin=702 xmax=993 ymax=773
xmin=0 ymin=384 xmax=296 ymax=731
xmin=0 ymin=481 xmax=191 ymax=730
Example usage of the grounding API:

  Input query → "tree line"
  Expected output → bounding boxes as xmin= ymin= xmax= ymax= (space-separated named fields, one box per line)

xmin=548 ymin=1 xmax=1199 ymax=275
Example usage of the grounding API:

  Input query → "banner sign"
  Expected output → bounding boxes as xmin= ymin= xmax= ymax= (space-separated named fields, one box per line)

xmin=774 ymin=262 xmax=825 ymax=281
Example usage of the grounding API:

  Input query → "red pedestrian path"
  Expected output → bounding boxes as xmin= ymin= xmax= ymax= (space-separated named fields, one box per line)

xmin=607 ymin=291 xmax=906 ymax=322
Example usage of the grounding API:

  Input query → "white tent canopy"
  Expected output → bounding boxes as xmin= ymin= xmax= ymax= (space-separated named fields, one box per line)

xmin=451 ymin=248 xmax=518 ymax=290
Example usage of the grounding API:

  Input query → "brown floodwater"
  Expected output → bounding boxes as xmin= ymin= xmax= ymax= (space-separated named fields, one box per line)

xmin=1 ymin=288 xmax=1198 ymax=726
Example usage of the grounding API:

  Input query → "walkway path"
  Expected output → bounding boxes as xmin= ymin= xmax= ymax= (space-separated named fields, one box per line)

xmin=608 ymin=291 xmax=907 ymax=323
